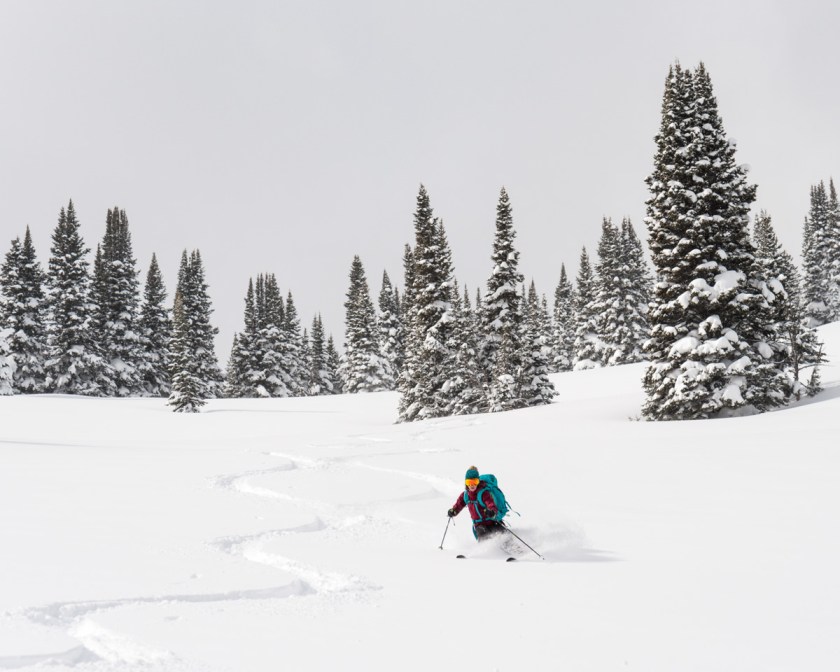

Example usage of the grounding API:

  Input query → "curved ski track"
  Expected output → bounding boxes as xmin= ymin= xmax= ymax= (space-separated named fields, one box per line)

xmin=1 ymin=425 xmax=464 ymax=670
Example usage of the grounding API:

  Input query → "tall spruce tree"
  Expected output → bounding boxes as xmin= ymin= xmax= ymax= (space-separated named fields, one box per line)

xmin=259 ymin=274 xmax=290 ymax=397
xmin=801 ymin=179 xmax=840 ymax=325
xmin=222 ymin=333 xmax=245 ymax=399
xmin=282 ymin=292 xmax=309 ymax=396
xmin=190 ymin=250 xmax=223 ymax=397
xmin=301 ymin=327 xmax=313 ymax=394
xmin=572 ymin=247 xmax=601 ymax=370
xmin=377 ymin=270 xmax=402 ymax=388
xmin=398 ymin=186 xmax=458 ymax=420
xmin=618 ymin=218 xmax=652 ymax=363
xmin=590 ymin=217 xmax=652 ymax=367
xmin=309 ymin=314 xmax=336 ymax=394
xmin=521 ymin=281 xmax=556 ymax=406
xmin=341 ymin=256 xmax=392 ymax=393
xmin=226 ymin=278 xmax=261 ymax=397
xmin=167 ymin=250 xmax=221 ymax=411
xmin=540 ymin=294 xmax=555 ymax=370
xmin=44 ymin=200 xmax=104 ymax=395
xmin=225 ymin=273 xmax=297 ymax=398
xmin=397 ymin=243 xmax=419 ymax=417
xmin=325 ymin=335 xmax=343 ymax=394
xmin=643 ymin=62 xmax=785 ymax=420
xmin=593 ymin=218 xmax=623 ymax=365
xmin=168 ymin=289 xmax=202 ymax=412
xmin=442 ymin=281 xmax=486 ymax=415
xmin=0 ymin=328 xmax=13 ymax=394
xmin=138 ymin=253 xmax=171 ymax=396
xmin=753 ymin=211 xmax=823 ymax=398
xmin=91 ymin=207 xmax=142 ymax=396
xmin=801 ymin=182 xmax=833 ymax=326
xmin=0 ymin=227 xmax=47 ymax=392
xmin=828 ymin=179 xmax=840 ymax=320
xmin=479 ymin=187 xmax=528 ymax=412
xmin=552 ymin=264 xmax=575 ymax=372
xmin=224 ymin=333 xmax=247 ymax=398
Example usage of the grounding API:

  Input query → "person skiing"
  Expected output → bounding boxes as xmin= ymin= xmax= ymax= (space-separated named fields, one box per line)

xmin=447 ymin=466 xmax=505 ymax=541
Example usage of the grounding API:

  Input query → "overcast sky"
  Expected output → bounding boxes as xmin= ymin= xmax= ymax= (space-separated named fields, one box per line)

xmin=1 ymin=1 xmax=838 ymax=359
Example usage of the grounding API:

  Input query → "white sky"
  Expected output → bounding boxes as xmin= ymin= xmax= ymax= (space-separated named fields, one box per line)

xmin=1 ymin=0 xmax=838 ymax=358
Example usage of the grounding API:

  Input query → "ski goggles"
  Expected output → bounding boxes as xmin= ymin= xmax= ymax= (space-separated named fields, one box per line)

xmin=465 ymin=478 xmax=480 ymax=487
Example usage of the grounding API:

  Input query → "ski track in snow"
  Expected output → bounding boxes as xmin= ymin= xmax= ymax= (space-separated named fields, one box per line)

xmin=2 ymin=420 xmax=470 ymax=669
xmin=17 ymin=581 xmax=313 ymax=631
xmin=0 ymin=645 xmax=99 ymax=670
xmin=345 ymin=461 xmax=460 ymax=495
xmin=206 ymin=433 xmax=470 ymax=601
xmin=0 ymin=580 xmax=313 ymax=670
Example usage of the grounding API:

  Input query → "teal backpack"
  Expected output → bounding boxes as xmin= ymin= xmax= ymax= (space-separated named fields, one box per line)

xmin=463 ymin=473 xmax=512 ymax=523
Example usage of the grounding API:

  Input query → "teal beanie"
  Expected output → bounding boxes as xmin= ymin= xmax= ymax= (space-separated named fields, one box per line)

xmin=465 ymin=466 xmax=480 ymax=481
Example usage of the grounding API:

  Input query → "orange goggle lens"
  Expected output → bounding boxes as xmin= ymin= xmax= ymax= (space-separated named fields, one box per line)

xmin=465 ymin=478 xmax=480 ymax=487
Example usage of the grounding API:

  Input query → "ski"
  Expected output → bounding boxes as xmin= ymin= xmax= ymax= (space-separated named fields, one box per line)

xmin=454 ymin=554 xmax=517 ymax=562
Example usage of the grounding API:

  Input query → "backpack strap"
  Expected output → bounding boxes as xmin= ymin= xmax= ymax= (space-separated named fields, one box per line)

xmin=464 ymin=486 xmax=494 ymax=523
xmin=474 ymin=485 xmax=495 ymax=523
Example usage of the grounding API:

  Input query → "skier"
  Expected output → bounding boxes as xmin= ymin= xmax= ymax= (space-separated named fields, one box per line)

xmin=447 ymin=466 xmax=505 ymax=541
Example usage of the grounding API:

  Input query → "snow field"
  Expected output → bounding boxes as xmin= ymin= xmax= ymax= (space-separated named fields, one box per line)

xmin=1 ymin=324 xmax=839 ymax=670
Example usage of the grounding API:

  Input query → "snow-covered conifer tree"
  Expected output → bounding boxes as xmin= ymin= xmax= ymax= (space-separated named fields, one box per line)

xmin=827 ymin=179 xmax=840 ymax=320
xmin=572 ymin=247 xmax=601 ymax=370
xmin=301 ymin=327 xmax=313 ymax=392
xmin=189 ymin=250 xmax=222 ymax=398
xmin=325 ymin=335 xmax=343 ymax=394
xmin=521 ymin=281 xmax=556 ymax=406
xmin=0 ymin=329 xmax=14 ymax=394
xmin=282 ymin=292 xmax=310 ymax=396
xmin=256 ymin=274 xmax=290 ymax=397
xmin=225 ymin=278 xmax=261 ymax=397
xmin=397 ymin=243 xmax=419 ymax=417
xmin=0 ymin=227 xmax=47 ymax=392
xmin=44 ymin=201 xmax=104 ymax=395
xmin=592 ymin=218 xmax=623 ymax=365
xmin=753 ymin=211 xmax=824 ymax=398
xmin=539 ymin=294 xmax=555 ymax=369
xmin=643 ymin=62 xmax=786 ymax=420
xmin=168 ymin=291 xmax=202 ymax=412
xmin=552 ymin=264 xmax=575 ymax=372
xmin=618 ymin=218 xmax=652 ymax=363
xmin=138 ymin=253 xmax=171 ymax=396
xmin=801 ymin=182 xmax=833 ymax=326
xmin=90 ymin=207 xmax=142 ymax=396
xmin=443 ymin=282 xmax=485 ymax=416
xmin=341 ymin=256 xmax=392 ymax=393
xmin=377 ymin=270 xmax=402 ymax=388
xmin=398 ymin=186 xmax=458 ymax=420
xmin=167 ymin=250 xmax=222 ymax=411
xmin=479 ymin=187 xmax=528 ymax=412
xmin=400 ymin=245 xmax=416 ymax=327
xmin=309 ymin=314 xmax=336 ymax=395
xmin=224 ymin=333 xmax=247 ymax=398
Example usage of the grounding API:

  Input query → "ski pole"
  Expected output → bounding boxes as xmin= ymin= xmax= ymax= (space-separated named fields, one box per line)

xmin=439 ymin=517 xmax=452 ymax=550
xmin=501 ymin=523 xmax=544 ymax=560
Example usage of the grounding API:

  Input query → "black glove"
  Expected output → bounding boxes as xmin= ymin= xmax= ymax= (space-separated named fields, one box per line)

xmin=447 ymin=508 xmax=457 ymax=518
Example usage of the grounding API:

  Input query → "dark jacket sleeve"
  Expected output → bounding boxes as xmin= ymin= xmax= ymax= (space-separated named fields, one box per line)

xmin=452 ymin=492 xmax=467 ymax=514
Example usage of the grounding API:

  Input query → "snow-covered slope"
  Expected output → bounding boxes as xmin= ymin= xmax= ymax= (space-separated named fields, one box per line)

xmin=2 ymin=324 xmax=839 ymax=671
